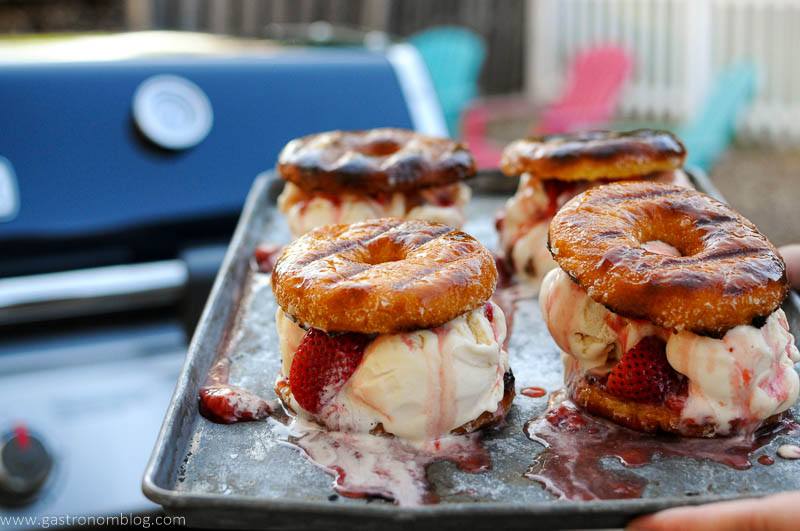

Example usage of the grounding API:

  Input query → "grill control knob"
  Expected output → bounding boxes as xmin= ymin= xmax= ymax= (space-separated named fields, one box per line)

xmin=133 ymin=74 xmax=213 ymax=150
xmin=0 ymin=426 xmax=52 ymax=507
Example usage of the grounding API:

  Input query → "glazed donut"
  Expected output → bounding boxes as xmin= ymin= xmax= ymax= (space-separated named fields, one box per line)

xmin=272 ymin=218 xmax=498 ymax=334
xmin=548 ymin=181 xmax=788 ymax=336
xmin=501 ymin=129 xmax=685 ymax=181
xmin=278 ymin=128 xmax=476 ymax=195
xmin=569 ymin=374 xmax=782 ymax=437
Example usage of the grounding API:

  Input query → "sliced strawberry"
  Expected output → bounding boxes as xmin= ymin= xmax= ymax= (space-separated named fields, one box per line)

xmin=254 ymin=243 xmax=282 ymax=273
xmin=493 ymin=254 xmax=514 ymax=288
xmin=484 ymin=302 xmax=494 ymax=322
xmin=289 ymin=329 xmax=371 ymax=414
xmin=605 ymin=336 xmax=679 ymax=403
xmin=494 ymin=211 xmax=506 ymax=233
xmin=542 ymin=180 xmax=577 ymax=218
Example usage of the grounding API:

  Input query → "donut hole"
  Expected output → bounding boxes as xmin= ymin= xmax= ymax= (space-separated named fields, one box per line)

xmin=358 ymin=139 xmax=402 ymax=157
xmin=641 ymin=240 xmax=682 ymax=257
xmin=638 ymin=234 xmax=697 ymax=258
xmin=637 ymin=215 xmax=705 ymax=258
xmin=359 ymin=240 xmax=408 ymax=265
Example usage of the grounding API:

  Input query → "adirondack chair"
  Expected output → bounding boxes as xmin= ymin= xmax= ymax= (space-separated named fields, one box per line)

xmin=409 ymin=27 xmax=486 ymax=137
xmin=462 ymin=97 xmax=536 ymax=168
xmin=462 ymin=45 xmax=632 ymax=168
xmin=462 ymin=102 xmax=501 ymax=168
xmin=678 ymin=63 xmax=757 ymax=172
xmin=536 ymin=45 xmax=632 ymax=134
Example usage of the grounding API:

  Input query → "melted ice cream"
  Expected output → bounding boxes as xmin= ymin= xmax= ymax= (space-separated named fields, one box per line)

xmin=278 ymin=182 xmax=471 ymax=237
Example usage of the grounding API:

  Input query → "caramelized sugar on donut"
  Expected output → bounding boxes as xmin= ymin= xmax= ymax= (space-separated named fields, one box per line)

xmin=272 ymin=218 xmax=497 ymax=334
xmin=278 ymin=128 xmax=476 ymax=194
xmin=501 ymin=129 xmax=686 ymax=181
xmin=549 ymin=181 xmax=788 ymax=336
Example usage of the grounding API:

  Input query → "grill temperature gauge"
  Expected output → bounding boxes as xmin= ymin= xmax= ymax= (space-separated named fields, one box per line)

xmin=133 ymin=74 xmax=214 ymax=151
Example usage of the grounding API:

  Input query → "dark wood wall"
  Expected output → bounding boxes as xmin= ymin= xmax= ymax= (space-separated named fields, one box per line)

xmin=0 ymin=0 xmax=525 ymax=95
xmin=0 ymin=0 xmax=124 ymax=32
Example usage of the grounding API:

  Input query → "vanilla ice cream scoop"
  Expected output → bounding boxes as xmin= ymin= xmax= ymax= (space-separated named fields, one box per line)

xmin=667 ymin=311 xmax=800 ymax=430
xmin=277 ymin=182 xmax=470 ymax=238
xmin=276 ymin=302 xmax=509 ymax=442
xmin=539 ymin=268 xmax=663 ymax=373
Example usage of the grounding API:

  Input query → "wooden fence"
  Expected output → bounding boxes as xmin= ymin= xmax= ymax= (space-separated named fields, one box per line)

xmin=124 ymin=0 xmax=526 ymax=96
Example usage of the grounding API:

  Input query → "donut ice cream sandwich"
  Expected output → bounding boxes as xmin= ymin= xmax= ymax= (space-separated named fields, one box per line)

xmin=540 ymin=180 xmax=800 ymax=437
xmin=496 ymin=129 xmax=692 ymax=287
xmin=277 ymin=129 xmax=475 ymax=238
xmin=271 ymin=218 xmax=513 ymax=441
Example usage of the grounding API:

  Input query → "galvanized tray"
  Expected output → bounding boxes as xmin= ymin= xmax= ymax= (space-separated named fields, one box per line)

xmin=143 ymin=170 xmax=800 ymax=530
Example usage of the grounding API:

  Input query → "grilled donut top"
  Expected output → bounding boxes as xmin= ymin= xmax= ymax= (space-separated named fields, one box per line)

xmin=501 ymin=129 xmax=686 ymax=181
xmin=278 ymin=128 xmax=476 ymax=195
xmin=548 ymin=181 xmax=788 ymax=336
xmin=272 ymin=218 xmax=497 ymax=334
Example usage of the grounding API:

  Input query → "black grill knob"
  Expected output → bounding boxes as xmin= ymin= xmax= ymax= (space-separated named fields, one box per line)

xmin=0 ymin=426 xmax=52 ymax=507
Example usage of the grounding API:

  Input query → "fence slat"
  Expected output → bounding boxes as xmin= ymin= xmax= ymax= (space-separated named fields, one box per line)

xmin=528 ymin=0 xmax=800 ymax=140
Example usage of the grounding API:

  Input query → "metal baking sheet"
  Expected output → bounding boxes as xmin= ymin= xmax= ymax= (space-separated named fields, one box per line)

xmin=143 ymin=169 xmax=800 ymax=529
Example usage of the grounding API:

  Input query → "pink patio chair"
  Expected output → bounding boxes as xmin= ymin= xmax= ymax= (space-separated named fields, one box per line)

xmin=536 ymin=45 xmax=632 ymax=134
xmin=463 ymin=45 xmax=632 ymax=169
xmin=462 ymin=102 xmax=503 ymax=169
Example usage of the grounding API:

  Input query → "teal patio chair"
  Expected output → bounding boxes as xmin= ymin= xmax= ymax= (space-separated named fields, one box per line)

xmin=409 ymin=26 xmax=486 ymax=137
xmin=678 ymin=63 xmax=757 ymax=172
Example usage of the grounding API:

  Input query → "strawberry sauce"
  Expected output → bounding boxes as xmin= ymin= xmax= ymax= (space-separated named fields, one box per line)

xmin=200 ymin=368 xmax=495 ymax=505
xmin=524 ymin=392 xmax=798 ymax=500
xmin=198 ymin=242 xmax=284 ymax=423
xmin=199 ymin=356 xmax=271 ymax=424
xmin=521 ymin=386 xmax=547 ymax=398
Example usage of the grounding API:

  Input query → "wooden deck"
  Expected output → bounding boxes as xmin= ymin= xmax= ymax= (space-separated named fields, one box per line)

xmin=711 ymin=146 xmax=800 ymax=247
